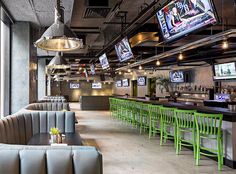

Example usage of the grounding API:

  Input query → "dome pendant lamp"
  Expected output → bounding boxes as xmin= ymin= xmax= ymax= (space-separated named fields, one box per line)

xmin=35 ymin=0 xmax=83 ymax=52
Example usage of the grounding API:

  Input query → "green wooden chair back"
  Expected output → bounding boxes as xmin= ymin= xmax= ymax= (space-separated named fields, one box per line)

xmin=148 ymin=105 xmax=162 ymax=120
xmin=174 ymin=109 xmax=196 ymax=129
xmin=160 ymin=107 xmax=176 ymax=124
xmin=194 ymin=112 xmax=223 ymax=135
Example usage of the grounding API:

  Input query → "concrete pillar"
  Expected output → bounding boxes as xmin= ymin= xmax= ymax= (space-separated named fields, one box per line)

xmin=11 ymin=22 xmax=37 ymax=113
xmin=38 ymin=59 xmax=46 ymax=100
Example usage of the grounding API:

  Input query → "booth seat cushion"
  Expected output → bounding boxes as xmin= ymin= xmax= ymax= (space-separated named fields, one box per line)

xmin=0 ymin=111 xmax=75 ymax=145
xmin=24 ymin=102 xmax=70 ymax=111
xmin=0 ymin=145 xmax=102 ymax=174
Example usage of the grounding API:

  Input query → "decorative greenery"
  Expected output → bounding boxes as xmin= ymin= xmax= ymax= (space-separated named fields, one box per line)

xmin=50 ymin=127 xmax=60 ymax=135
xmin=156 ymin=76 xmax=171 ymax=93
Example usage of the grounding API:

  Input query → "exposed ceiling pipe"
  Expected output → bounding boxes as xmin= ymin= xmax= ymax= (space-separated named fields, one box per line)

xmin=95 ymin=0 xmax=166 ymax=57
xmin=117 ymin=29 xmax=236 ymax=71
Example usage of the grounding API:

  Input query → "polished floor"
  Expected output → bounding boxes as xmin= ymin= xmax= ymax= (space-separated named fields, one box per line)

xmin=70 ymin=103 xmax=235 ymax=174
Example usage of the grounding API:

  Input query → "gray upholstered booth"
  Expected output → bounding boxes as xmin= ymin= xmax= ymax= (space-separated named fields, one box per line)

xmin=0 ymin=111 xmax=75 ymax=144
xmin=39 ymin=96 xmax=67 ymax=103
xmin=23 ymin=102 xmax=70 ymax=111
xmin=0 ymin=111 xmax=103 ymax=174
xmin=0 ymin=145 xmax=102 ymax=174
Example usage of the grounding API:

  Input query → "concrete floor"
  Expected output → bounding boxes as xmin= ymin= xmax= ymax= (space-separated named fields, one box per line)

xmin=70 ymin=103 xmax=236 ymax=174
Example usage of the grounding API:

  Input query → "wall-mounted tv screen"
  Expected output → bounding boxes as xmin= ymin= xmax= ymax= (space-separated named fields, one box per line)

xmin=170 ymin=70 xmax=184 ymax=83
xmin=122 ymin=79 xmax=129 ymax=87
xmin=99 ymin=53 xmax=109 ymax=69
xmin=116 ymin=80 xmax=122 ymax=87
xmin=92 ymin=82 xmax=102 ymax=89
xmin=115 ymin=37 xmax=134 ymax=62
xmin=213 ymin=62 xmax=236 ymax=80
xmin=90 ymin=64 xmax=96 ymax=75
xmin=156 ymin=0 xmax=218 ymax=42
xmin=137 ymin=76 xmax=146 ymax=86
xmin=70 ymin=83 xmax=80 ymax=89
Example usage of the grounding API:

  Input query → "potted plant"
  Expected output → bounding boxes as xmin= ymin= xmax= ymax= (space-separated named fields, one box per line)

xmin=156 ymin=76 xmax=171 ymax=93
xmin=50 ymin=127 xmax=61 ymax=143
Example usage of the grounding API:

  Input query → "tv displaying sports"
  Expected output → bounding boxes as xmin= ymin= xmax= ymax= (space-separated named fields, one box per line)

xmin=115 ymin=37 xmax=134 ymax=62
xmin=99 ymin=53 xmax=109 ymax=69
xmin=137 ymin=76 xmax=146 ymax=86
xmin=92 ymin=82 xmax=102 ymax=89
xmin=90 ymin=64 xmax=96 ymax=75
xmin=156 ymin=0 xmax=218 ymax=42
xmin=213 ymin=62 xmax=236 ymax=80
xmin=122 ymin=79 xmax=129 ymax=87
xmin=116 ymin=80 xmax=122 ymax=87
xmin=170 ymin=70 xmax=184 ymax=83
xmin=70 ymin=83 xmax=80 ymax=89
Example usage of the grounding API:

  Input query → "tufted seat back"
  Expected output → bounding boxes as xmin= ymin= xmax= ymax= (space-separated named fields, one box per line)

xmin=39 ymin=96 xmax=67 ymax=103
xmin=0 ymin=111 xmax=75 ymax=145
xmin=0 ymin=145 xmax=103 ymax=174
xmin=24 ymin=102 xmax=70 ymax=111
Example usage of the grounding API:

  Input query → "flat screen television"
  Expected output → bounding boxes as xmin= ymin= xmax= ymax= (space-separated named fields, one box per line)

xmin=92 ymin=82 xmax=102 ymax=89
xmin=213 ymin=62 xmax=236 ymax=80
xmin=156 ymin=0 xmax=218 ymax=42
xmin=137 ymin=76 xmax=146 ymax=86
xmin=170 ymin=70 xmax=184 ymax=83
xmin=99 ymin=53 xmax=109 ymax=69
xmin=116 ymin=80 xmax=122 ymax=87
xmin=115 ymin=37 xmax=134 ymax=62
xmin=122 ymin=79 xmax=129 ymax=87
xmin=90 ymin=64 xmax=96 ymax=75
xmin=70 ymin=83 xmax=80 ymax=89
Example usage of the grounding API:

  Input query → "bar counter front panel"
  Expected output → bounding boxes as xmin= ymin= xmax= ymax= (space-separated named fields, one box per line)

xmin=114 ymin=97 xmax=236 ymax=168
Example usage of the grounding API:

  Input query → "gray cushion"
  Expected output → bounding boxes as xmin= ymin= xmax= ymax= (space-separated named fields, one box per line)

xmin=0 ymin=150 xmax=19 ymax=174
xmin=23 ymin=102 xmax=70 ymax=111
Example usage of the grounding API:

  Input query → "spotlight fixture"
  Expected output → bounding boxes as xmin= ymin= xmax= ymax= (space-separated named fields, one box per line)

xmin=139 ymin=65 xmax=143 ymax=70
xmin=156 ymin=60 xmax=161 ymax=66
xmin=178 ymin=52 xmax=183 ymax=60
xmin=222 ymin=40 xmax=229 ymax=49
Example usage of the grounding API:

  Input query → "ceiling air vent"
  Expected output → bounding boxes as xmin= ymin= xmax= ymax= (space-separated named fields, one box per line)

xmin=84 ymin=7 xmax=111 ymax=18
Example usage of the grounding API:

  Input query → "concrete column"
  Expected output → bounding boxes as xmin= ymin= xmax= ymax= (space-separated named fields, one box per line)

xmin=38 ymin=59 xmax=46 ymax=100
xmin=11 ymin=22 xmax=32 ymax=113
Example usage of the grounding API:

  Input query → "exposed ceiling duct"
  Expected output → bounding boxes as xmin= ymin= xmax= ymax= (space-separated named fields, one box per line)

xmin=35 ymin=0 xmax=83 ymax=52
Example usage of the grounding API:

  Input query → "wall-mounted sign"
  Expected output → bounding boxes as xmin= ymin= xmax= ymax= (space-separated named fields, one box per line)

xmin=116 ymin=80 xmax=122 ymax=87
xmin=137 ymin=76 xmax=146 ymax=86
xmin=92 ymin=82 xmax=102 ymax=89
xmin=70 ymin=83 xmax=80 ymax=89
xmin=122 ymin=79 xmax=129 ymax=87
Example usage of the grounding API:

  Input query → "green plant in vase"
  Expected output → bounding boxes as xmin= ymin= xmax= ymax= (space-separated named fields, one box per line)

xmin=156 ymin=76 xmax=171 ymax=93
xmin=50 ymin=127 xmax=60 ymax=143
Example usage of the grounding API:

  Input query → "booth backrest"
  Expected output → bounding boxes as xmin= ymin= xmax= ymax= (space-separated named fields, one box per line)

xmin=0 ymin=145 xmax=103 ymax=174
xmin=0 ymin=111 xmax=75 ymax=145
xmin=39 ymin=96 xmax=67 ymax=103
xmin=24 ymin=103 xmax=70 ymax=111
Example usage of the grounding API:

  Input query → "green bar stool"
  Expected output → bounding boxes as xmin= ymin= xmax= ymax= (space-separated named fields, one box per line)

xmin=174 ymin=109 xmax=196 ymax=156
xmin=139 ymin=103 xmax=150 ymax=134
xmin=160 ymin=107 xmax=176 ymax=146
xmin=194 ymin=112 xmax=223 ymax=170
xmin=148 ymin=105 xmax=162 ymax=139
xmin=132 ymin=101 xmax=141 ymax=128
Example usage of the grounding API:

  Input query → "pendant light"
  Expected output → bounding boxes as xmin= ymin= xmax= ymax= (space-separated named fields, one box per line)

xmin=47 ymin=52 xmax=69 ymax=69
xmin=35 ymin=0 xmax=83 ymax=52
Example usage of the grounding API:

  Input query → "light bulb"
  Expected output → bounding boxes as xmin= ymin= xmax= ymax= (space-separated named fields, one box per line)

xmin=156 ymin=60 xmax=161 ymax=66
xmin=144 ymin=71 xmax=147 ymax=75
xmin=128 ymin=69 xmax=131 ymax=73
xmin=222 ymin=40 xmax=228 ymax=49
xmin=139 ymin=65 xmax=142 ymax=70
xmin=178 ymin=53 xmax=183 ymax=60
xmin=119 ymin=71 xmax=122 ymax=75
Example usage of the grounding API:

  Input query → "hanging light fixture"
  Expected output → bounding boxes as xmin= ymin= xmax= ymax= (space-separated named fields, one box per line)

xmin=156 ymin=60 xmax=161 ymax=66
xmin=128 ymin=69 xmax=131 ymax=73
xmin=47 ymin=52 xmax=69 ymax=69
xmin=144 ymin=71 xmax=147 ymax=75
xmin=178 ymin=52 xmax=184 ymax=60
xmin=139 ymin=65 xmax=143 ymax=70
xmin=222 ymin=39 xmax=229 ymax=49
xmin=119 ymin=71 xmax=122 ymax=75
xmin=35 ymin=0 xmax=83 ymax=52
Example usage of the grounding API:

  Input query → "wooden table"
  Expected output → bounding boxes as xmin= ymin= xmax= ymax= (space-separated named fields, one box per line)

xmin=27 ymin=133 xmax=82 ymax=145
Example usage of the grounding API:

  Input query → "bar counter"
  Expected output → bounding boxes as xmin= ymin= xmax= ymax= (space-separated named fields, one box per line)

xmin=114 ymin=96 xmax=236 ymax=168
xmin=116 ymin=97 xmax=236 ymax=122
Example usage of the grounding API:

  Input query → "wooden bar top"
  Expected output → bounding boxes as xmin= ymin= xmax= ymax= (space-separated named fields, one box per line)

xmin=114 ymin=97 xmax=236 ymax=122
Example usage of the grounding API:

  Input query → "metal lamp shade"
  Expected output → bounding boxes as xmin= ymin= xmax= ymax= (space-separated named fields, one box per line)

xmin=47 ymin=52 xmax=70 ymax=69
